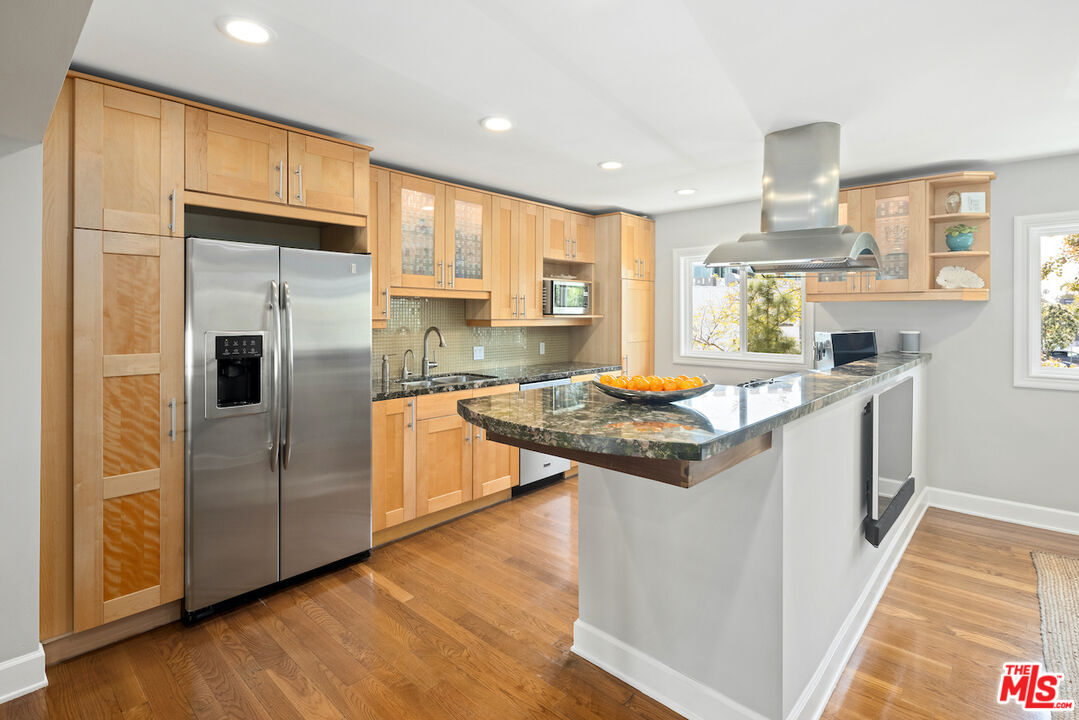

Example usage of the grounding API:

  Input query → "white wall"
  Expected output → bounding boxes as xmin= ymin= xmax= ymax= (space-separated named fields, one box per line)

xmin=654 ymin=151 xmax=1079 ymax=513
xmin=0 ymin=144 xmax=46 ymax=702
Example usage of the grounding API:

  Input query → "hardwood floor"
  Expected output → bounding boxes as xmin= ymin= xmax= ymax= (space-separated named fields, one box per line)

xmin=7 ymin=490 xmax=1077 ymax=719
xmin=2 ymin=476 xmax=684 ymax=720
xmin=823 ymin=508 xmax=1079 ymax=719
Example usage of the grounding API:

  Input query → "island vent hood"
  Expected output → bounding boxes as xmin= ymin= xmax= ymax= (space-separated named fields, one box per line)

xmin=705 ymin=122 xmax=880 ymax=274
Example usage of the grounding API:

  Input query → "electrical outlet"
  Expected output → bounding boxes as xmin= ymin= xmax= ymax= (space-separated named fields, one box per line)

xmin=473 ymin=346 xmax=484 ymax=361
xmin=539 ymin=342 xmax=545 ymax=355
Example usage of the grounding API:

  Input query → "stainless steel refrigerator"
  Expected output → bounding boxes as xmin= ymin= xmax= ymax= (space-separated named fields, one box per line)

xmin=184 ymin=237 xmax=372 ymax=619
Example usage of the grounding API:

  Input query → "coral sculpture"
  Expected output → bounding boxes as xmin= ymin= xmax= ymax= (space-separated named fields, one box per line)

xmin=936 ymin=265 xmax=985 ymax=289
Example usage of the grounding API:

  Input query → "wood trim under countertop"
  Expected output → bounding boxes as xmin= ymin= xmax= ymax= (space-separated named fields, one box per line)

xmin=485 ymin=432 xmax=773 ymax=489
xmin=44 ymin=601 xmax=180 ymax=666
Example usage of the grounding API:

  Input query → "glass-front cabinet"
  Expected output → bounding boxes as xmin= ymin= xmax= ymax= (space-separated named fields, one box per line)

xmin=446 ymin=186 xmax=491 ymax=291
xmin=391 ymin=173 xmax=443 ymax=289
xmin=389 ymin=172 xmax=490 ymax=291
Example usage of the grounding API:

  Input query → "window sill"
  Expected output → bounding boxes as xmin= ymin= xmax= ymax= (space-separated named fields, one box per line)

xmin=1014 ymin=373 xmax=1079 ymax=392
xmin=675 ymin=353 xmax=810 ymax=372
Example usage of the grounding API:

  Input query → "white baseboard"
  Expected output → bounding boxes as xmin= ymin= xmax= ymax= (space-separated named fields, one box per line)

xmin=928 ymin=487 xmax=1079 ymax=536
xmin=0 ymin=644 xmax=47 ymax=705
xmin=784 ymin=488 xmax=929 ymax=720
xmin=572 ymin=620 xmax=771 ymax=720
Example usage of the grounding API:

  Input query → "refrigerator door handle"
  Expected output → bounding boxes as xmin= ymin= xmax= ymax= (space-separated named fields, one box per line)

xmin=282 ymin=280 xmax=295 ymax=469
xmin=269 ymin=280 xmax=281 ymax=471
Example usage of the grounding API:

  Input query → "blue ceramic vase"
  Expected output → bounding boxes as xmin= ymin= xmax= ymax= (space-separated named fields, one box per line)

xmin=946 ymin=231 xmax=974 ymax=251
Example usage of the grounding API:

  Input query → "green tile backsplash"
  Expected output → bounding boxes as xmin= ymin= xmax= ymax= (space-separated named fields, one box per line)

xmin=373 ymin=297 xmax=571 ymax=380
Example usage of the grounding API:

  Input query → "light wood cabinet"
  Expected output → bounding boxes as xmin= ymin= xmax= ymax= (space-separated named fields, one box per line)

xmin=185 ymin=108 xmax=287 ymax=205
xmin=371 ymin=398 xmax=416 ymax=532
xmin=621 ymin=279 xmax=655 ymax=376
xmin=481 ymin=199 xmax=542 ymax=322
xmin=544 ymin=208 xmax=594 ymax=262
xmin=445 ymin=186 xmax=492 ymax=291
xmin=569 ymin=212 xmax=595 ymax=262
xmin=390 ymin=173 xmax=445 ymax=289
xmin=470 ymin=384 xmax=520 ymax=498
xmin=860 ymin=180 xmax=926 ymax=294
xmin=805 ymin=190 xmax=862 ymax=296
xmin=416 ymin=412 xmax=473 ymax=516
xmin=368 ymin=167 xmax=391 ymax=325
xmin=620 ymin=214 xmax=654 ymax=280
xmin=74 ymin=79 xmax=184 ymax=237
xmin=288 ymin=132 xmax=369 ymax=215
xmin=72 ymin=230 xmax=184 ymax=631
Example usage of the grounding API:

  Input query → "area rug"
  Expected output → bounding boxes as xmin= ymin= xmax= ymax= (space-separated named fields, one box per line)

xmin=1031 ymin=551 xmax=1079 ymax=717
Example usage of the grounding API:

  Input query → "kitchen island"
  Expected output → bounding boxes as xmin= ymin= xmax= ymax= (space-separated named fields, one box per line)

xmin=459 ymin=353 xmax=929 ymax=720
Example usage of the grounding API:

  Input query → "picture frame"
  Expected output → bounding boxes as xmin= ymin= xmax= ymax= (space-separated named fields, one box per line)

xmin=960 ymin=192 xmax=986 ymax=213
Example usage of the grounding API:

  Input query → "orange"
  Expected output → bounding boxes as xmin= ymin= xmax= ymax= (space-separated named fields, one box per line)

xmin=599 ymin=374 xmax=614 ymax=385
xmin=629 ymin=377 xmax=650 ymax=391
xmin=630 ymin=375 xmax=646 ymax=385
xmin=647 ymin=377 xmax=665 ymax=392
xmin=677 ymin=379 xmax=694 ymax=390
xmin=663 ymin=378 xmax=680 ymax=391
xmin=611 ymin=376 xmax=628 ymax=388
xmin=676 ymin=375 xmax=689 ymax=382
xmin=691 ymin=376 xmax=705 ymax=387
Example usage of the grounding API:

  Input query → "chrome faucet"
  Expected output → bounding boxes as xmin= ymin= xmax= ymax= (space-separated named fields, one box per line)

xmin=421 ymin=326 xmax=447 ymax=377
xmin=402 ymin=348 xmax=415 ymax=379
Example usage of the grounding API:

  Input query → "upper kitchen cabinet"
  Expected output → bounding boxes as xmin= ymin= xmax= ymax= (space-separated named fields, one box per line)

xmin=390 ymin=173 xmax=445 ymax=290
xmin=470 ymin=198 xmax=543 ymax=324
xmin=806 ymin=172 xmax=988 ymax=302
xmin=288 ymin=132 xmax=369 ymax=215
xmin=860 ymin=180 xmax=926 ymax=294
xmin=445 ymin=186 xmax=492 ymax=291
xmin=805 ymin=190 xmax=863 ymax=296
xmin=185 ymin=109 xmax=288 ymax=205
xmin=568 ymin=212 xmax=595 ymax=262
xmin=620 ymin=214 xmax=654 ymax=280
xmin=544 ymin=208 xmax=594 ymax=262
xmin=368 ymin=167 xmax=391 ymax=325
xmin=488 ymin=196 xmax=519 ymax=320
xmin=74 ymin=79 xmax=184 ymax=237
xmin=517 ymin=203 xmax=544 ymax=319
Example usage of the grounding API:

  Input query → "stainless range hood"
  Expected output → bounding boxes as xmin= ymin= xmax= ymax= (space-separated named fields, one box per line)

xmin=705 ymin=122 xmax=880 ymax=274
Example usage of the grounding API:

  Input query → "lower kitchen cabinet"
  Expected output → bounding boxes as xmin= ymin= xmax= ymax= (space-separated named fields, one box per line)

xmin=373 ymin=384 xmax=521 ymax=530
xmin=72 ymin=229 xmax=184 ymax=631
xmin=371 ymin=397 xmax=416 ymax=532
xmin=416 ymin=413 xmax=474 ymax=515
xmin=470 ymin=384 xmax=519 ymax=498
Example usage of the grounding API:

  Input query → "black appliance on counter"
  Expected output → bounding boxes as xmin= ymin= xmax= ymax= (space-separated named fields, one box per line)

xmin=813 ymin=330 xmax=877 ymax=370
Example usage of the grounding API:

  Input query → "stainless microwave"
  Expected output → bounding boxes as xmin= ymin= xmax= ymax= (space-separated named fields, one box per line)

xmin=542 ymin=279 xmax=590 ymax=315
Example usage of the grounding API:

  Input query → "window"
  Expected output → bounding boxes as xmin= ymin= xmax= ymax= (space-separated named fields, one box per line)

xmin=1014 ymin=212 xmax=1079 ymax=391
xmin=675 ymin=248 xmax=811 ymax=368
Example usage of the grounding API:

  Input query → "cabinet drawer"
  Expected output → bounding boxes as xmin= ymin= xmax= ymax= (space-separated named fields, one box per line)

xmin=416 ymin=389 xmax=474 ymax=420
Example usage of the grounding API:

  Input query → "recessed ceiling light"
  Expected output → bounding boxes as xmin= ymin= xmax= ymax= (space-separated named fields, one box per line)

xmin=217 ymin=17 xmax=275 ymax=45
xmin=479 ymin=116 xmax=513 ymax=132
xmin=675 ymin=188 xmax=697 ymax=196
xmin=598 ymin=160 xmax=623 ymax=170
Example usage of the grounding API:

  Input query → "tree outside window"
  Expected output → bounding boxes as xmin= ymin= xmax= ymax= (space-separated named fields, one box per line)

xmin=1040 ymin=232 xmax=1079 ymax=369
xmin=685 ymin=257 xmax=805 ymax=362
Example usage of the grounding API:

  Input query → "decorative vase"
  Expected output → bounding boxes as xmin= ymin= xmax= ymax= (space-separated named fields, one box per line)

xmin=945 ymin=191 xmax=961 ymax=214
xmin=946 ymin=231 xmax=974 ymax=251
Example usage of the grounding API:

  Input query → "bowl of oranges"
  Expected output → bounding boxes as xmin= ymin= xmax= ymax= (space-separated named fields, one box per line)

xmin=593 ymin=374 xmax=712 ymax=404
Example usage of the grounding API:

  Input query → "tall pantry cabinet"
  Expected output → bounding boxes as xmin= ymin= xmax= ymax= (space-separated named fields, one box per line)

xmin=71 ymin=78 xmax=186 ymax=631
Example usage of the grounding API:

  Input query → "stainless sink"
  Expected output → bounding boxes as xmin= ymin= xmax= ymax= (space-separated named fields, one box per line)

xmin=392 ymin=379 xmax=434 ymax=389
xmin=429 ymin=373 xmax=497 ymax=385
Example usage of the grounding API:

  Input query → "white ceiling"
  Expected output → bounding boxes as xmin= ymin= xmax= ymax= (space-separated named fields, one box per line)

xmin=71 ymin=0 xmax=1079 ymax=215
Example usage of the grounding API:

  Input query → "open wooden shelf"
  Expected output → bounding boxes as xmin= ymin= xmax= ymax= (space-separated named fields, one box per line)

xmin=809 ymin=288 xmax=988 ymax=302
xmin=466 ymin=315 xmax=602 ymax=328
xmin=926 ymin=171 xmax=996 ymax=187
xmin=929 ymin=250 xmax=991 ymax=258
xmin=928 ymin=212 xmax=990 ymax=222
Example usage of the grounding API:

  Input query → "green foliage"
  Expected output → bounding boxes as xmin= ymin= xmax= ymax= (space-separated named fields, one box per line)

xmin=747 ymin=275 xmax=802 ymax=354
xmin=1041 ymin=301 xmax=1079 ymax=355
xmin=1041 ymin=233 xmax=1079 ymax=295
xmin=944 ymin=224 xmax=978 ymax=238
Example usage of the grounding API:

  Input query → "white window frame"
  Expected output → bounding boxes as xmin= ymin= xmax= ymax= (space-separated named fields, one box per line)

xmin=1013 ymin=211 xmax=1079 ymax=391
xmin=674 ymin=246 xmax=813 ymax=370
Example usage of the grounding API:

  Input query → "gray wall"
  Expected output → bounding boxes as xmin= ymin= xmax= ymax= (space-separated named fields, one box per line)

xmin=0 ymin=145 xmax=44 ymax=676
xmin=654 ymin=151 xmax=1079 ymax=511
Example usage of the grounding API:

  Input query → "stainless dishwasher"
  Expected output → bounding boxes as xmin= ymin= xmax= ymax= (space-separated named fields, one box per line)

xmin=518 ymin=377 xmax=572 ymax=486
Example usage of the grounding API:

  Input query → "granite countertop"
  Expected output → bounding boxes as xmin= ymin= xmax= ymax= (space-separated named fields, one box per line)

xmin=372 ymin=361 xmax=621 ymax=401
xmin=458 ymin=352 xmax=928 ymax=462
